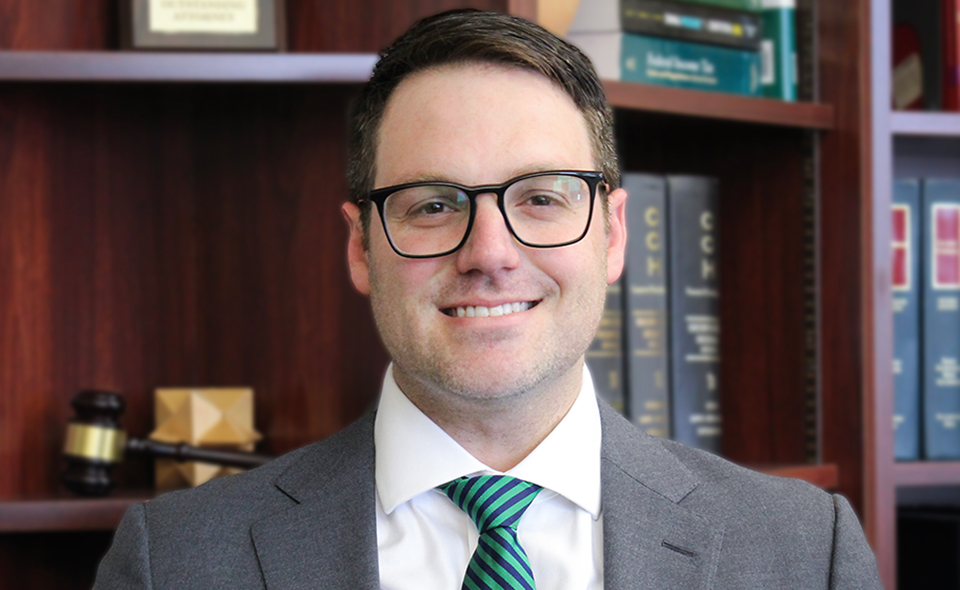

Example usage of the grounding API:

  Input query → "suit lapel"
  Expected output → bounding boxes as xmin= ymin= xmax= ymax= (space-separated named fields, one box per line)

xmin=251 ymin=415 xmax=380 ymax=590
xmin=599 ymin=403 xmax=723 ymax=590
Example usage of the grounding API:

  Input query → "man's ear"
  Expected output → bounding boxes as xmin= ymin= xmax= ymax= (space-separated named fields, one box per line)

xmin=605 ymin=187 xmax=628 ymax=285
xmin=342 ymin=202 xmax=371 ymax=295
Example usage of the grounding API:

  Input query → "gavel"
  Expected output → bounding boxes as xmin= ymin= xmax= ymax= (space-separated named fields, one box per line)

xmin=62 ymin=390 xmax=273 ymax=497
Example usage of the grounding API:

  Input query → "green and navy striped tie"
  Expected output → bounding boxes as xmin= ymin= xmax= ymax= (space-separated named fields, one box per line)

xmin=439 ymin=475 xmax=543 ymax=590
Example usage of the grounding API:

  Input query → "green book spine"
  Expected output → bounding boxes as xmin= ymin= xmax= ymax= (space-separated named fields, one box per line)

xmin=760 ymin=0 xmax=797 ymax=101
xmin=676 ymin=0 xmax=762 ymax=11
xmin=621 ymin=32 xmax=762 ymax=96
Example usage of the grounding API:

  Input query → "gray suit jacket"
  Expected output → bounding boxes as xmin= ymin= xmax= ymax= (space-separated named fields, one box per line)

xmin=93 ymin=403 xmax=883 ymax=589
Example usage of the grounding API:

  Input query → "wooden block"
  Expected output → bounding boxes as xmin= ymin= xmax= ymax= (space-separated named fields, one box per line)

xmin=151 ymin=388 xmax=261 ymax=446
xmin=150 ymin=388 xmax=261 ymax=490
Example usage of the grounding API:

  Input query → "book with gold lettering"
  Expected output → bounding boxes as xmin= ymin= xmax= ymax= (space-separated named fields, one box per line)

xmin=586 ymin=280 xmax=626 ymax=413
xmin=666 ymin=175 xmax=721 ymax=453
xmin=621 ymin=173 xmax=671 ymax=437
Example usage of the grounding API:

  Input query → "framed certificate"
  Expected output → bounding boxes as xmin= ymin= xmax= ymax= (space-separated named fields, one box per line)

xmin=120 ymin=0 xmax=286 ymax=51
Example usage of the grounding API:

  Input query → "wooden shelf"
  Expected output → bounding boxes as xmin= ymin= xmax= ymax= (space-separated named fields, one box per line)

xmin=0 ymin=494 xmax=151 ymax=533
xmin=604 ymin=80 xmax=835 ymax=130
xmin=891 ymin=112 xmax=960 ymax=137
xmin=895 ymin=462 xmax=960 ymax=487
xmin=0 ymin=51 xmax=377 ymax=83
xmin=0 ymin=52 xmax=834 ymax=131
xmin=751 ymin=464 xmax=840 ymax=490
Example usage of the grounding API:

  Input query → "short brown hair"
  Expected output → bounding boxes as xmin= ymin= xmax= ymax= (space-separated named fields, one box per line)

xmin=346 ymin=9 xmax=619 ymax=234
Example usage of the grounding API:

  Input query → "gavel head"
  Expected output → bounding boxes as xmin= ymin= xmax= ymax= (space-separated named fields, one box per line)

xmin=62 ymin=390 xmax=128 ymax=496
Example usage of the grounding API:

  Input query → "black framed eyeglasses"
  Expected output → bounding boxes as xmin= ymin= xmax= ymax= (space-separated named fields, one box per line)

xmin=360 ymin=170 xmax=606 ymax=259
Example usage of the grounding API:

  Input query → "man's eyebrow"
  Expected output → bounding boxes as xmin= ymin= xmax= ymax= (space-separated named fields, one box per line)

xmin=387 ymin=166 xmax=573 ymax=187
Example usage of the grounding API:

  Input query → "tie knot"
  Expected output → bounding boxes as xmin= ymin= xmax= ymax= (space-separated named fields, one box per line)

xmin=439 ymin=475 xmax=542 ymax=534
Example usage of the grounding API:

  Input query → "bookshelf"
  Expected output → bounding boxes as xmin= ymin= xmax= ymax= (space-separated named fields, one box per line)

xmin=872 ymin=0 xmax=960 ymax=586
xmin=0 ymin=0 xmax=891 ymax=588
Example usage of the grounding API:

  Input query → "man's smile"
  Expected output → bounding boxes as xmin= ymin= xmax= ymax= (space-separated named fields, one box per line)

xmin=440 ymin=300 xmax=541 ymax=318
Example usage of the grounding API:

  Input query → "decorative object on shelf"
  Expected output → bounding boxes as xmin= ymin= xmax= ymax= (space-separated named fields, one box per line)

xmin=892 ymin=23 xmax=924 ymax=110
xmin=61 ymin=390 xmax=272 ymax=497
xmin=119 ymin=0 xmax=286 ymax=51
xmin=537 ymin=0 xmax=581 ymax=37
xmin=150 ymin=387 xmax=262 ymax=490
xmin=893 ymin=0 xmax=941 ymax=110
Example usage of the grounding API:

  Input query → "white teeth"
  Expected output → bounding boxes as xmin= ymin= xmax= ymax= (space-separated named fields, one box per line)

xmin=451 ymin=301 xmax=532 ymax=318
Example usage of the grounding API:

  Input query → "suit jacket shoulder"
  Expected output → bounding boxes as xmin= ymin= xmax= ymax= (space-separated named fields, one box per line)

xmin=93 ymin=413 xmax=380 ymax=590
xmin=599 ymin=402 xmax=883 ymax=590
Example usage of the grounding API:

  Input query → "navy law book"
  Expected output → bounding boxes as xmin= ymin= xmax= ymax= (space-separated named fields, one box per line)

xmin=892 ymin=179 xmax=921 ymax=460
xmin=666 ymin=176 xmax=721 ymax=453
xmin=587 ymin=280 xmax=626 ymax=413
xmin=621 ymin=173 xmax=670 ymax=437
xmin=922 ymin=178 xmax=960 ymax=459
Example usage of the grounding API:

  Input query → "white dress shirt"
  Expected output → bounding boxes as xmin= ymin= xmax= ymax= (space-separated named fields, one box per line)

xmin=375 ymin=363 xmax=604 ymax=590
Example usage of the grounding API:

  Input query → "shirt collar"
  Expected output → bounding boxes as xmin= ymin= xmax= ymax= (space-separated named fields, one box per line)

xmin=374 ymin=363 xmax=602 ymax=519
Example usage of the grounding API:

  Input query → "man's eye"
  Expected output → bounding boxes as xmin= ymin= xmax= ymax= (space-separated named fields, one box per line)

xmin=412 ymin=200 xmax=456 ymax=215
xmin=522 ymin=192 xmax=570 ymax=207
xmin=528 ymin=194 xmax=556 ymax=206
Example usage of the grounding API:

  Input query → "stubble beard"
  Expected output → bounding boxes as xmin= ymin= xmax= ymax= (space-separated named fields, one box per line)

xmin=367 ymin=263 xmax=608 ymax=408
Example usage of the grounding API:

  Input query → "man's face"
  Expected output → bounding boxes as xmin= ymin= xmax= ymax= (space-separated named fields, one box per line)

xmin=344 ymin=64 xmax=626 ymax=405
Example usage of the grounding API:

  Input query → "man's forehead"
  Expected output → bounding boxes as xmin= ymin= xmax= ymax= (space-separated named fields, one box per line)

xmin=373 ymin=63 xmax=594 ymax=188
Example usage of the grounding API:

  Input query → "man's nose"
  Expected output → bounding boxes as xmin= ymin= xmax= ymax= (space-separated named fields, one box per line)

xmin=455 ymin=193 xmax=521 ymax=274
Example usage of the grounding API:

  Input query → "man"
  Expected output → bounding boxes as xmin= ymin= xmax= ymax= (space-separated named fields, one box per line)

xmin=94 ymin=10 xmax=882 ymax=590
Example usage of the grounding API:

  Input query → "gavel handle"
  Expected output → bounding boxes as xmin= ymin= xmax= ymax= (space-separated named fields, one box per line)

xmin=126 ymin=438 xmax=273 ymax=469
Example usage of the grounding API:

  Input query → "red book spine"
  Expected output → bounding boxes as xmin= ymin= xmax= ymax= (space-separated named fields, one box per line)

xmin=943 ymin=0 xmax=960 ymax=110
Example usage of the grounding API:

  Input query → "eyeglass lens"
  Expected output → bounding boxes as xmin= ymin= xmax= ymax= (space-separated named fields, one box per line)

xmin=382 ymin=174 xmax=593 ymax=257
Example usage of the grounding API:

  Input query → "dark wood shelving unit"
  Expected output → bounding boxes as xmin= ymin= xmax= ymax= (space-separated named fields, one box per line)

xmin=604 ymin=80 xmax=835 ymax=130
xmin=0 ymin=494 xmax=152 ymax=533
xmin=0 ymin=0 xmax=885 ymax=587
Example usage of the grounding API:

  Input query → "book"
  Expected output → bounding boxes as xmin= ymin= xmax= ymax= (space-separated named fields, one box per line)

xmin=586 ymin=280 xmax=626 ymax=413
xmin=569 ymin=0 xmax=762 ymax=35
xmin=943 ymin=0 xmax=960 ymax=110
xmin=621 ymin=173 xmax=671 ymax=437
xmin=892 ymin=179 xmax=921 ymax=461
xmin=678 ymin=0 xmax=762 ymax=10
xmin=666 ymin=175 xmax=721 ymax=453
xmin=921 ymin=178 xmax=960 ymax=460
xmin=616 ymin=0 xmax=763 ymax=51
xmin=892 ymin=22 xmax=924 ymax=110
xmin=759 ymin=0 xmax=797 ymax=101
xmin=567 ymin=30 xmax=762 ymax=95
